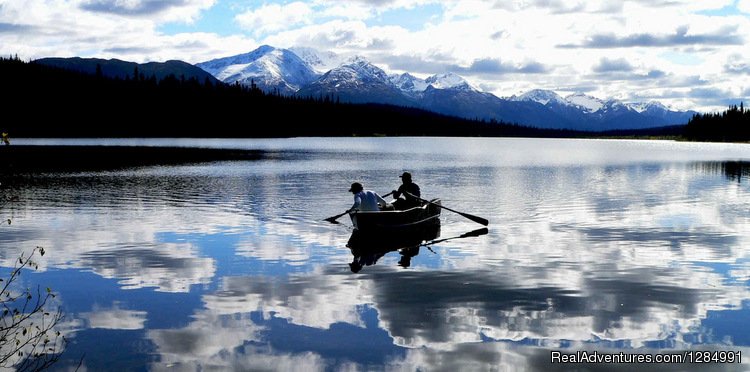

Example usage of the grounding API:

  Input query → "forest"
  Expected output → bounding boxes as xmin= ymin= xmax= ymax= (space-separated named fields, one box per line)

xmin=684 ymin=103 xmax=750 ymax=142
xmin=0 ymin=56 xmax=581 ymax=138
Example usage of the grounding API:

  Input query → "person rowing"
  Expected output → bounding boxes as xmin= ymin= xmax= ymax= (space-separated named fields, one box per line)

xmin=349 ymin=182 xmax=390 ymax=212
xmin=391 ymin=172 xmax=421 ymax=210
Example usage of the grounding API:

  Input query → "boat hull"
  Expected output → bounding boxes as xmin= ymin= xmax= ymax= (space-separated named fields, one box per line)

xmin=350 ymin=199 xmax=441 ymax=234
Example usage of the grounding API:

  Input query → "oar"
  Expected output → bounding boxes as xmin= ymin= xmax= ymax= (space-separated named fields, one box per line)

xmin=325 ymin=191 xmax=394 ymax=224
xmin=405 ymin=192 xmax=489 ymax=226
xmin=421 ymin=227 xmax=489 ymax=246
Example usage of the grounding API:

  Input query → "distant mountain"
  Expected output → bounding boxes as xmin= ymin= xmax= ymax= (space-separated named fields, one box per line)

xmin=627 ymin=101 xmax=696 ymax=125
xmin=289 ymin=46 xmax=342 ymax=73
xmin=297 ymin=56 xmax=413 ymax=106
xmin=34 ymin=57 xmax=219 ymax=83
xmin=425 ymin=72 xmax=477 ymax=91
xmin=389 ymin=73 xmax=428 ymax=98
xmin=565 ymin=93 xmax=605 ymax=112
xmin=195 ymin=45 xmax=697 ymax=131
xmin=196 ymin=45 xmax=318 ymax=95
xmin=511 ymin=89 xmax=568 ymax=106
xmin=510 ymin=89 xmax=697 ymax=130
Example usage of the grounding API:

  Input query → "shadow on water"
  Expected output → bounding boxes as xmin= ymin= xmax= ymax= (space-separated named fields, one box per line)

xmin=346 ymin=223 xmax=489 ymax=273
xmin=693 ymin=161 xmax=750 ymax=183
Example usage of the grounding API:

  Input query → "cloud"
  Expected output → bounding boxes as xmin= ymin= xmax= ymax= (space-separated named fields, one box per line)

xmin=725 ymin=54 xmax=750 ymax=74
xmin=79 ymin=0 xmax=215 ymax=21
xmin=381 ymin=54 xmax=550 ymax=77
xmin=460 ymin=58 xmax=551 ymax=75
xmin=561 ymin=25 xmax=744 ymax=48
xmin=490 ymin=0 xmax=587 ymax=14
xmin=0 ymin=22 xmax=34 ymax=33
xmin=81 ymin=0 xmax=190 ymax=16
xmin=593 ymin=58 xmax=634 ymax=73
xmin=264 ymin=20 xmax=407 ymax=52
xmin=739 ymin=0 xmax=750 ymax=13
xmin=235 ymin=2 xmax=313 ymax=35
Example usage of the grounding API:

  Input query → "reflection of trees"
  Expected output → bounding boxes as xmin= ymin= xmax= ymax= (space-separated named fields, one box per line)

xmin=693 ymin=161 xmax=750 ymax=183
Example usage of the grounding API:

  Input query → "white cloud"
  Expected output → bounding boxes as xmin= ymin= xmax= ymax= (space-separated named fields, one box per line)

xmin=235 ymin=2 xmax=313 ymax=35
xmin=1 ymin=0 xmax=749 ymax=110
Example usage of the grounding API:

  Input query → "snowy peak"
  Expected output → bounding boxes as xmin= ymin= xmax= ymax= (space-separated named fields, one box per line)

xmin=565 ymin=93 xmax=605 ymax=112
xmin=196 ymin=45 xmax=319 ymax=95
xmin=297 ymin=55 xmax=411 ymax=106
xmin=289 ymin=46 xmax=342 ymax=73
xmin=512 ymin=89 xmax=567 ymax=106
xmin=326 ymin=56 xmax=391 ymax=84
xmin=196 ymin=45 xmax=276 ymax=77
xmin=425 ymin=72 xmax=476 ymax=91
xmin=599 ymin=99 xmax=632 ymax=113
xmin=627 ymin=101 xmax=668 ymax=113
xmin=390 ymin=73 xmax=428 ymax=94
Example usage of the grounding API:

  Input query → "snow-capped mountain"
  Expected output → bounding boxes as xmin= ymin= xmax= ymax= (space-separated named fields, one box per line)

xmin=627 ymin=101 xmax=695 ymax=125
xmin=511 ymin=89 xmax=568 ymax=106
xmin=389 ymin=73 xmax=428 ymax=96
xmin=425 ymin=73 xmax=477 ymax=91
xmin=289 ymin=46 xmax=342 ymax=73
xmin=196 ymin=45 xmax=696 ymax=131
xmin=196 ymin=45 xmax=318 ymax=95
xmin=296 ymin=56 xmax=412 ymax=106
xmin=565 ymin=93 xmax=605 ymax=112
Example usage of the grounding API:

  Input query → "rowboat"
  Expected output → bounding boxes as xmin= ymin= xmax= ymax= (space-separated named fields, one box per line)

xmin=349 ymin=199 xmax=441 ymax=233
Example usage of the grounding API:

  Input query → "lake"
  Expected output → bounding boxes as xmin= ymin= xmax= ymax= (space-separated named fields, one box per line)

xmin=2 ymin=137 xmax=750 ymax=371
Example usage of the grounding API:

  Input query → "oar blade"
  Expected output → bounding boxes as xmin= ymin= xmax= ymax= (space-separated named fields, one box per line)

xmin=324 ymin=211 xmax=348 ymax=224
xmin=459 ymin=212 xmax=489 ymax=226
xmin=460 ymin=227 xmax=489 ymax=238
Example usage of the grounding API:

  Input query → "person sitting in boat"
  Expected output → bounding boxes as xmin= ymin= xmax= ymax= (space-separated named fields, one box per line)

xmin=391 ymin=172 xmax=421 ymax=210
xmin=349 ymin=182 xmax=390 ymax=212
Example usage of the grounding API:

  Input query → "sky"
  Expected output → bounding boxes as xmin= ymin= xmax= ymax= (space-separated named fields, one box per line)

xmin=1 ymin=0 xmax=750 ymax=111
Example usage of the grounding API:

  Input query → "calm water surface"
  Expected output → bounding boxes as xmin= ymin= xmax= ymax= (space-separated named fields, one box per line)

xmin=3 ymin=137 xmax=750 ymax=371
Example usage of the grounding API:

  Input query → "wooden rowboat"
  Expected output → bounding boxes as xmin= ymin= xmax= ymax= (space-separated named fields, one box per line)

xmin=349 ymin=199 xmax=441 ymax=233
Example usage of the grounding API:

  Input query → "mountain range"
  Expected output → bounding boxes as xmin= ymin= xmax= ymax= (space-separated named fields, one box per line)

xmin=196 ymin=46 xmax=695 ymax=131
xmin=35 ymin=47 xmax=697 ymax=131
xmin=35 ymin=57 xmax=219 ymax=84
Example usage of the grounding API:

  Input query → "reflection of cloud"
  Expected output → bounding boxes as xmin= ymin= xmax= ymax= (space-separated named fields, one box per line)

xmin=392 ymin=343 xmax=750 ymax=372
xmin=203 ymin=271 xmax=369 ymax=329
xmin=78 ymin=244 xmax=215 ymax=293
xmin=81 ymin=303 xmax=148 ymax=330
xmin=363 ymin=269 xmax=747 ymax=349
xmin=147 ymin=310 xmax=327 ymax=371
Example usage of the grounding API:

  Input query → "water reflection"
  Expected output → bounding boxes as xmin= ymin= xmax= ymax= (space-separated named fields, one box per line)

xmin=346 ymin=223 xmax=441 ymax=272
xmin=694 ymin=161 xmax=750 ymax=183
xmin=2 ymin=139 xmax=750 ymax=370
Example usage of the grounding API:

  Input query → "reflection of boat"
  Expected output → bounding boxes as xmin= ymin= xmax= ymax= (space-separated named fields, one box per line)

xmin=349 ymin=199 xmax=441 ymax=233
xmin=346 ymin=225 xmax=490 ymax=273
xmin=346 ymin=222 xmax=441 ymax=273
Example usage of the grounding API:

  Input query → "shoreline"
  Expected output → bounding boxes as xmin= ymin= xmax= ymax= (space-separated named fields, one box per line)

xmin=1 ymin=145 xmax=265 ymax=172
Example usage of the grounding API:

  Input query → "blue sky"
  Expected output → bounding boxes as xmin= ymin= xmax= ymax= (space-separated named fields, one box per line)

xmin=1 ymin=0 xmax=750 ymax=110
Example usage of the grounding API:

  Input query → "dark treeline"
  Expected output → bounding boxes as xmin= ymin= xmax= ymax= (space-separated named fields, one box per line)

xmin=684 ymin=103 xmax=750 ymax=142
xmin=1 ymin=56 xmax=585 ymax=138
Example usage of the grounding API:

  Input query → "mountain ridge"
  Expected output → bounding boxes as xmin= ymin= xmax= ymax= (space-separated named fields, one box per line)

xmin=34 ymin=57 xmax=219 ymax=83
xmin=196 ymin=45 xmax=696 ymax=130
